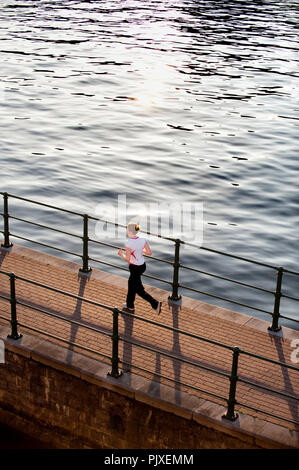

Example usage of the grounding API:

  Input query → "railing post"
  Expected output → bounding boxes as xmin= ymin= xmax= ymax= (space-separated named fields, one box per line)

xmin=169 ymin=239 xmax=182 ymax=302
xmin=1 ymin=192 xmax=13 ymax=248
xmin=268 ymin=267 xmax=283 ymax=332
xmin=7 ymin=273 xmax=22 ymax=340
xmin=222 ymin=347 xmax=239 ymax=421
xmin=79 ymin=214 xmax=92 ymax=274
xmin=108 ymin=307 xmax=122 ymax=378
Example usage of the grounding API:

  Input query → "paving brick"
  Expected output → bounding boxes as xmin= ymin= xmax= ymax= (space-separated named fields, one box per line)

xmin=0 ymin=244 xmax=299 ymax=431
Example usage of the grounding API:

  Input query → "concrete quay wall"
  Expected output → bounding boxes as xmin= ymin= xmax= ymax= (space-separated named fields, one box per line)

xmin=0 ymin=325 xmax=297 ymax=449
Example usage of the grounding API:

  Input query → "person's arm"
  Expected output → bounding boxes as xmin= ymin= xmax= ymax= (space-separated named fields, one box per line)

xmin=143 ymin=241 xmax=152 ymax=256
xmin=118 ymin=246 xmax=131 ymax=264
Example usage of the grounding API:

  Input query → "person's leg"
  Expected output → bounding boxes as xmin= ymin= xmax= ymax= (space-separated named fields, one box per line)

xmin=134 ymin=264 xmax=158 ymax=309
xmin=126 ymin=264 xmax=138 ymax=309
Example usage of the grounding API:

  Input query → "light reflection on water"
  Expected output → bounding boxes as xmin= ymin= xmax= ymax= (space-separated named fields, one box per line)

xmin=0 ymin=0 xmax=299 ymax=328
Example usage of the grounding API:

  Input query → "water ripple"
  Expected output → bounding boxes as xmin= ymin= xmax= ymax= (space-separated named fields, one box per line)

xmin=0 ymin=0 xmax=299 ymax=325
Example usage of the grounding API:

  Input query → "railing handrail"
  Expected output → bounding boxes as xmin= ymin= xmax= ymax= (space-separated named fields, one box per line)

xmin=5 ymin=213 xmax=174 ymax=265
xmin=1 ymin=191 xmax=299 ymax=332
xmin=1 ymin=268 xmax=299 ymax=372
xmin=0 ymin=268 xmax=298 ymax=428
xmin=0 ymin=268 xmax=298 ymax=373
xmin=0 ymin=268 xmax=235 ymax=353
xmin=3 ymin=191 xmax=299 ymax=272
xmin=0 ymin=268 xmax=115 ymax=313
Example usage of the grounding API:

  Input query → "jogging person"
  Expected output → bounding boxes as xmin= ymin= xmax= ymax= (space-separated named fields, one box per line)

xmin=118 ymin=222 xmax=162 ymax=314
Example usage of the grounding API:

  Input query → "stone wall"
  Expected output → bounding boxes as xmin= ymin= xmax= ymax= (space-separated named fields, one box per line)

xmin=0 ymin=326 xmax=296 ymax=449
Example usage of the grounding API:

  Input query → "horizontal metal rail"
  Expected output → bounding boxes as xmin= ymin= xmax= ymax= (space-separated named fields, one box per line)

xmin=240 ymin=347 xmax=299 ymax=372
xmin=2 ymin=233 xmax=277 ymax=318
xmin=117 ymin=308 xmax=235 ymax=351
xmin=20 ymin=298 xmax=230 ymax=381
xmin=0 ymin=269 xmax=297 ymax=370
xmin=119 ymin=310 xmax=299 ymax=414
xmin=1 ymin=191 xmax=299 ymax=332
xmin=0 ymin=314 xmax=10 ymax=323
xmin=239 ymin=376 xmax=299 ymax=402
xmin=0 ymin=192 xmax=176 ymax=241
xmin=88 ymin=256 xmax=173 ymax=285
xmin=2 ymin=190 xmax=295 ymax=268
xmin=18 ymin=321 xmax=112 ymax=363
xmin=9 ymin=233 xmax=82 ymax=258
xmin=119 ymin=334 xmax=231 ymax=379
xmin=179 ymin=263 xmax=274 ymax=294
xmin=283 ymin=268 xmax=299 ymax=277
xmin=17 ymin=299 xmax=112 ymax=338
xmin=9 ymin=215 xmax=82 ymax=239
xmin=279 ymin=314 xmax=299 ymax=324
xmin=282 ymin=293 xmax=299 ymax=302
xmin=235 ymin=400 xmax=299 ymax=427
xmin=178 ymin=282 xmax=273 ymax=315
xmin=0 ymin=268 xmax=236 ymax=352
xmin=4 ymin=274 xmax=115 ymax=313
xmin=0 ymin=293 xmax=10 ymax=301
xmin=119 ymin=357 xmax=228 ymax=403
xmin=182 ymin=240 xmax=279 ymax=269
xmin=0 ymin=192 xmax=84 ymax=217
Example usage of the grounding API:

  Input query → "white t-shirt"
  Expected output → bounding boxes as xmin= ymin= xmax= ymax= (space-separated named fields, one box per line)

xmin=125 ymin=236 xmax=147 ymax=265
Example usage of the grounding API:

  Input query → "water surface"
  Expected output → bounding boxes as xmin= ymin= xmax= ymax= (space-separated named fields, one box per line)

xmin=0 ymin=0 xmax=299 ymax=327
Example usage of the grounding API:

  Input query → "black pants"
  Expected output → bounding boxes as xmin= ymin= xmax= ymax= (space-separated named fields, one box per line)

xmin=126 ymin=263 xmax=158 ymax=310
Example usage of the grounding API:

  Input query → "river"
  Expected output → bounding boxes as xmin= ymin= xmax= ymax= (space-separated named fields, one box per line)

xmin=0 ymin=0 xmax=298 ymax=328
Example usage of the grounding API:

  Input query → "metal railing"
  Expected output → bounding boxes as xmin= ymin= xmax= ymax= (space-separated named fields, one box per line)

xmin=1 ymin=191 xmax=299 ymax=332
xmin=0 ymin=269 xmax=298 ymax=427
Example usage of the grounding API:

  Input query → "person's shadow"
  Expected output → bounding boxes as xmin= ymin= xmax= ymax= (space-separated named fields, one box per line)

xmin=0 ymin=249 xmax=9 ymax=301
xmin=122 ymin=310 xmax=134 ymax=374
xmin=149 ymin=301 xmax=182 ymax=405
xmin=121 ymin=299 xmax=183 ymax=405
xmin=169 ymin=301 xmax=182 ymax=406
xmin=66 ymin=273 xmax=88 ymax=364
xmin=0 ymin=249 xmax=8 ymax=269
xmin=269 ymin=331 xmax=299 ymax=435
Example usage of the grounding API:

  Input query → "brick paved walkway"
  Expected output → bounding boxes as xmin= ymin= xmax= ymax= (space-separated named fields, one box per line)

xmin=0 ymin=244 xmax=298 ymax=434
